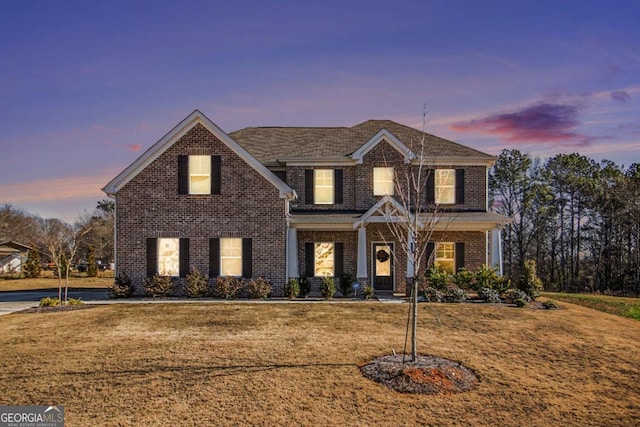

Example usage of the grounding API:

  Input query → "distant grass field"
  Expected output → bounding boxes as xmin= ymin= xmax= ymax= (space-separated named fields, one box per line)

xmin=543 ymin=292 xmax=640 ymax=320
xmin=0 ymin=302 xmax=638 ymax=426
xmin=0 ymin=273 xmax=113 ymax=291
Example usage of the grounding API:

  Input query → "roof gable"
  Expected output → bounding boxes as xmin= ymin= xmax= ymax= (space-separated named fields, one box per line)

xmin=103 ymin=110 xmax=296 ymax=199
xmin=350 ymin=129 xmax=414 ymax=164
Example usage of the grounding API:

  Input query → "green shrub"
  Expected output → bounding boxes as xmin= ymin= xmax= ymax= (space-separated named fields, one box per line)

xmin=423 ymin=287 xmax=443 ymax=303
xmin=185 ymin=267 xmax=210 ymax=298
xmin=338 ymin=271 xmax=354 ymax=297
xmin=517 ymin=260 xmax=544 ymax=300
xmin=86 ymin=245 xmax=98 ymax=277
xmin=453 ymin=268 xmax=475 ymax=290
xmin=503 ymin=288 xmax=531 ymax=305
xmin=144 ymin=274 xmax=174 ymax=297
xmin=67 ymin=298 xmax=84 ymax=305
xmin=362 ymin=284 xmax=374 ymax=300
xmin=109 ymin=273 xmax=134 ymax=298
xmin=542 ymin=300 xmax=559 ymax=310
xmin=39 ymin=297 xmax=61 ymax=307
xmin=320 ymin=276 xmax=336 ymax=299
xmin=246 ymin=277 xmax=272 ymax=299
xmin=214 ymin=276 xmax=244 ymax=299
xmin=478 ymin=287 xmax=501 ymax=303
xmin=284 ymin=278 xmax=300 ymax=299
xmin=426 ymin=267 xmax=450 ymax=291
xmin=475 ymin=265 xmax=509 ymax=293
xmin=299 ymin=276 xmax=311 ymax=298
xmin=23 ymin=249 xmax=42 ymax=278
xmin=444 ymin=285 xmax=467 ymax=303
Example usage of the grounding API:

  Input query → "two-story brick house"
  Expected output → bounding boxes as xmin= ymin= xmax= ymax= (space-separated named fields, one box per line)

xmin=103 ymin=110 xmax=509 ymax=296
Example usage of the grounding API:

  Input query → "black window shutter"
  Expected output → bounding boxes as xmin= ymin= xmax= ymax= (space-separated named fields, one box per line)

xmin=146 ymin=238 xmax=157 ymax=278
xmin=305 ymin=170 xmax=314 ymax=204
xmin=334 ymin=242 xmax=344 ymax=277
xmin=178 ymin=155 xmax=189 ymax=194
xmin=242 ymin=238 xmax=253 ymax=278
xmin=209 ymin=238 xmax=220 ymax=277
xmin=305 ymin=242 xmax=315 ymax=277
xmin=179 ymin=238 xmax=190 ymax=278
xmin=425 ymin=242 xmax=435 ymax=269
xmin=211 ymin=155 xmax=221 ymax=195
xmin=455 ymin=169 xmax=465 ymax=205
xmin=274 ymin=170 xmax=287 ymax=183
xmin=455 ymin=242 xmax=465 ymax=272
xmin=335 ymin=169 xmax=343 ymax=204
xmin=426 ymin=170 xmax=435 ymax=203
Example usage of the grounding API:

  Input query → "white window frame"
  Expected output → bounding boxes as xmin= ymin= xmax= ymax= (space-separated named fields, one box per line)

xmin=435 ymin=242 xmax=455 ymax=274
xmin=314 ymin=242 xmax=335 ymax=277
xmin=221 ymin=238 xmax=242 ymax=277
xmin=189 ymin=155 xmax=211 ymax=195
xmin=158 ymin=238 xmax=180 ymax=276
xmin=314 ymin=169 xmax=334 ymax=205
xmin=373 ymin=167 xmax=394 ymax=196
xmin=435 ymin=169 xmax=455 ymax=204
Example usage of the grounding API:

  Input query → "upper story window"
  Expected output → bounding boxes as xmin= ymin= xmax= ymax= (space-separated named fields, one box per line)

xmin=189 ymin=155 xmax=211 ymax=194
xmin=314 ymin=169 xmax=334 ymax=204
xmin=435 ymin=169 xmax=455 ymax=204
xmin=221 ymin=238 xmax=242 ymax=276
xmin=373 ymin=167 xmax=394 ymax=196
xmin=435 ymin=242 xmax=455 ymax=274
xmin=158 ymin=238 xmax=180 ymax=276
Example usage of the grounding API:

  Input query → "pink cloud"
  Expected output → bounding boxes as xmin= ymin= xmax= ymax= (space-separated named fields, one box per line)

xmin=450 ymin=103 xmax=593 ymax=146
xmin=126 ymin=144 xmax=142 ymax=152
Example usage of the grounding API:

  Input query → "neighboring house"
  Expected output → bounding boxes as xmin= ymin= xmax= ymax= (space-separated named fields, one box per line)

xmin=103 ymin=110 xmax=510 ymax=296
xmin=0 ymin=240 xmax=32 ymax=274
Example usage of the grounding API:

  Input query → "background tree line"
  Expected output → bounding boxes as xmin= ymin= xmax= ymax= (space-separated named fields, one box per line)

xmin=0 ymin=199 xmax=115 ymax=277
xmin=490 ymin=149 xmax=640 ymax=295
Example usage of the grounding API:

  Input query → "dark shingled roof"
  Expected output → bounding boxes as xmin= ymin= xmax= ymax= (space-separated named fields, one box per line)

xmin=228 ymin=120 xmax=493 ymax=164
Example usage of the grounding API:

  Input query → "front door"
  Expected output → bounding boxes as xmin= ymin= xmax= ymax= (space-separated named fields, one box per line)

xmin=373 ymin=243 xmax=394 ymax=291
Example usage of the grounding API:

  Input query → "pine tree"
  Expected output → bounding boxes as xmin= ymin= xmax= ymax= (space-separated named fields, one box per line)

xmin=23 ymin=249 xmax=41 ymax=278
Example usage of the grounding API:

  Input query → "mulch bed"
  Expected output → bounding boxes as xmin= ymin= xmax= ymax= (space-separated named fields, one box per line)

xmin=360 ymin=354 xmax=479 ymax=394
xmin=20 ymin=305 xmax=96 ymax=314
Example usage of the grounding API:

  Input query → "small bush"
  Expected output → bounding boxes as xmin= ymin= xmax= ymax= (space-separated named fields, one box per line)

xmin=475 ymin=265 xmax=509 ymax=293
xmin=246 ymin=277 xmax=272 ymax=299
xmin=39 ymin=297 xmax=61 ymax=307
xmin=320 ymin=276 xmax=336 ymax=299
xmin=362 ymin=284 xmax=374 ymax=300
xmin=185 ymin=267 xmax=210 ymax=298
xmin=478 ymin=287 xmax=501 ymax=303
xmin=284 ymin=278 xmax=300 ymax=299
xmin=503 ymin=288 xmax=531 ymax=305
xmin=542 ymin=300 xmax=559 ymax=310
xmin=338 ymin=271 xmax=354 ymax=297
xmin=109 ymin=273 xmax=134 ymax=298
xmin=423 ymin=287 xmax=443 ymax=303
xmin=444 ymin=285 xmax=467 ymax=303
xmin=67 ymin=298 xmax=84 ymax=305
xmin=144 ymin=274 xmax=174 ymax=297
xmin=299 ymin=276 xmax=311 ymax=298
xmin=517 ymin=259 xmax=544 ymax=300
xmin=426 ymin=267 xmax=450 ymax=291
xmin=453 ymin=268 xmax=475 ymax=290
xmin=23 ymin=249 xmax=42 ymax=278
xmin=514 ymin=298 xmax=527 ymax=308
xmin=214 ymin=276 xmax=244 ymax=299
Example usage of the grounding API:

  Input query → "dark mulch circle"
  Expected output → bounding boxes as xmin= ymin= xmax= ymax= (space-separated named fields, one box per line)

xmin=360 ymin=354 xmax=479 ymax=395
xmin=20 ymin=304 xmax=96 ymax=314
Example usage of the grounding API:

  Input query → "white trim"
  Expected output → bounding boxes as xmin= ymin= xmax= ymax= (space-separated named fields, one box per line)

xmin=353 ymin=195 xmax=418 ymax=228
xmin=412 ymin=156 xmax=497 ymax=167
xmin=351 ymin=129 xmax=414 ymax=164
xmin=279 ymin=157 xmax=357 ymax=167
xmin=103 ymin=110 xmax=297 ymax=200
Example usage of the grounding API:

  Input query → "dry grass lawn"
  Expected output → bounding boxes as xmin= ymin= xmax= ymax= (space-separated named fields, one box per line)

xmin=0 ymin=301 xmax=638 ymax=426
xmin=0 ymin=275 xmax=113 ymax=291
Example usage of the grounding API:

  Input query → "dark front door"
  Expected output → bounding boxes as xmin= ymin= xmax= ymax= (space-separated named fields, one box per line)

xmin=373 ymin=243 xmax=394 ymax=291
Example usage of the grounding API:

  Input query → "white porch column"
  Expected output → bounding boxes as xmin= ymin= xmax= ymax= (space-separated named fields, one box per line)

xmin=286 ymin=227 xmax=299 ymax=278
xmin=491 ymin=228 xmax=503 ymax=276
xmin=357 ymin=226 xmax=368 ymax=279
xmin=406 ymin=229 xmax=415 ymax=279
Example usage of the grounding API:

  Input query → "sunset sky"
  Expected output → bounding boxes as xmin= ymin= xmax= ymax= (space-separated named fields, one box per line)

xmin=1 ymin=0 xmax=639 ymax=219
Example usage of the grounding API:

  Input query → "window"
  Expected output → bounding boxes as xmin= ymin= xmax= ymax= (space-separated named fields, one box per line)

xmin=189 ymin=155 xmax=211 ymax=194
xmin=373 ymin=167 xmax=394 ymax=196
xmin=221 ymin=238 xmax=242 ymax=276
xmin=314 ymin=170 xmax=334 ymax=204
xmin=435 ymin=242 xmax=455 ymax=274
xmin=435 ymin=169 xmax=455 ymax=204
xmin=314 ymin=242 xmax=334 ymax=276
xmin=158 ymin=238 xmax=179 ymax=276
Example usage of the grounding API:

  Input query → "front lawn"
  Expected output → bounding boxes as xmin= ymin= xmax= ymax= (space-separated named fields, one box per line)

xmin=0 ymin=302 xmax=638 ymax=426
xmin=0 ymin=274 xmax=113 ymax=292
xmin=543 ymin=292 xmax=640 ymax=320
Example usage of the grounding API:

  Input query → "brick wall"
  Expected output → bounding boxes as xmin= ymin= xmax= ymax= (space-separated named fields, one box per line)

xmin=115 ymin=123 xmax=287 ymax=295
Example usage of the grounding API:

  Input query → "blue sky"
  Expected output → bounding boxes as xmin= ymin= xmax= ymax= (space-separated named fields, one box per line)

xmin=1 ymin=0 xmax=639 ymax=219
